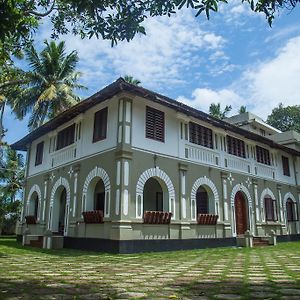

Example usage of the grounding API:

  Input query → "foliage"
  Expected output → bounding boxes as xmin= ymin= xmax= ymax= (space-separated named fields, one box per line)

xmin=10 ymin=40 xmax=85 ymax=131
xmin=266 ymin=103 xmax=300 ymax=132
xmin=1 ymin=0 xmax=299 ymax=62
xmin=239 ymin=106 xmax=247 ymax=114
xmin=209 ymin=102 xmax=232 ymax=119
xmin=0 ymin=200 xmax=22 ymax=235
xmin=0 ymin=145 xmax=24 ymax=234
xmin=124 ymin=75 xmax=141 ymax=86
xmin=0 ymin=60 xmax=28 ymax=139
xmin=0 ymin=145 xmax=24 ymax=203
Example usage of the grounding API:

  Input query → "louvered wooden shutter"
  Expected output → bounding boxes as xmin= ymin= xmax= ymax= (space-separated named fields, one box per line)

xmin=146 ymin=106 xmax=165 ymax=142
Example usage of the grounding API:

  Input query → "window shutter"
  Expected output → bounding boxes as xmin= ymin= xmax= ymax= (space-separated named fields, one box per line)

xmin=282 ymin=156 xmax=290 ymax=176
xmin=35 ymin=141 xmax=44 ymax=166
xmin=189 ymin=122 xmax=213 ymax=149
xmin=93 ymin=107 xmax=108 ymax=142
xmin=56 ymin=124 xmax=75 ymax=150
xmin=146 ymin=106 xmax=165 ymax=142
xmin=227 ymin=135 xmax=245 ymax=158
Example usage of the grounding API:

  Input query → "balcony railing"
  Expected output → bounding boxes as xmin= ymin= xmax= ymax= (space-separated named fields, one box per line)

xmin=51 ymin=144 xmax=77 ymax=167
xmin=82 ymin=210 xmax=104 ymax=224
xmin=225 ymin=154 xmax=250 ymax=174
xmin=185 ymin=144 xmax=220 ymax=166
xmin=143 ymin=211 xmax=172 ymax=224
xmin=197 ymin=214 xmax=218 ymax=225
xmin=255 ymin=163 xmax=275 ymax=179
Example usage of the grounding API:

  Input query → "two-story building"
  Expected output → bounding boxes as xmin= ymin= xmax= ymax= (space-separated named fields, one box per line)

xmin=12 ymin=78 xmax=300 ymax=253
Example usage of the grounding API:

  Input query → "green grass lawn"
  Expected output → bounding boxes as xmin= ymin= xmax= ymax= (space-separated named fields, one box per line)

xmin=0 ymin=238 xmax=300 ymax=299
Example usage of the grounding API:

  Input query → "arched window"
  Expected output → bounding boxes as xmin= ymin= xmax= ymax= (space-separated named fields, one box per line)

xmin=143 ymin=177 xmax=165 ymax=212
xmin=286 ymin=199 xmax=298 ymax=222
xmin=94 ymin=180 xmax=105 ymax=211
xmin=196 ymin=186 xmax=208 ymax=215
xmin=28 ymin=192 xmax=39 ymax=219
xmin=264 ymin=197 xmax=277 ymax=221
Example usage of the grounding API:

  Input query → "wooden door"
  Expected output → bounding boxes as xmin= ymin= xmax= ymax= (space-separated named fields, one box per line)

xmin=235 ymin=192 xmax=247 ymax=235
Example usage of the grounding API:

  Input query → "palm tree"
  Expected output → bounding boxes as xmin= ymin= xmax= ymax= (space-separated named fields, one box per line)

xmin=209 ymin=103 xmax=232 ymax=119
xmin=0 ymin=145 xmax=24 ymax=203
xmin=238 ymin=106 xmax=247 ymax=114
xmin=123 ymin=75 xmax=141 ymax=86
xmin=10 ymin=40 xmax=85 ymax=131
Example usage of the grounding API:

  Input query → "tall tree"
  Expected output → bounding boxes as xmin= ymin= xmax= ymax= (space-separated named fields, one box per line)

xmin=238 ymin=106 xmax=247 ymax=114
xmin=1 ymin=1 xmax=299 ymax=62
xmin=266 ymin=103 xmax=300 ymax=133
xmin=0 ymin=145 xmax=24 ymax=203
xmin=209 ymin=103 xmax=232 ymax=119
xmin=10 ymin=40 xmax=85 ymax=131
xmin=124 ymin=75 xmax=141 ymax=86
xmin=0 ymin=60 xmax=28 ymax=139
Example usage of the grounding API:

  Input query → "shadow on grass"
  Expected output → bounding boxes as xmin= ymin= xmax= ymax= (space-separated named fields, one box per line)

xmin=0 ymin=238 xmax=114 ymax=257
xmin=167 ymin=279 xmax=300 ymax=299
xmin=0 ymin=278 xmax=120 ymax=300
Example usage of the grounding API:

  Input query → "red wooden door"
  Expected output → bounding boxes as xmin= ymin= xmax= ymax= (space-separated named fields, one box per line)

xmin=235 ymin=192 xmax=248 ymax=235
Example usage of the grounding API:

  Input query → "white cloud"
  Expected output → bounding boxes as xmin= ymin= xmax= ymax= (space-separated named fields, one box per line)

xmin=38 ymin=9 xmax=226 ymax=91
xmin=179 ymin=36 xmax=300 ymax=119
xmin=177 ymin=88 xmax=244 ymax=113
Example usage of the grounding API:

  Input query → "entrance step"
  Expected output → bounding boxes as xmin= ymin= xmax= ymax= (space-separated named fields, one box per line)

xmin=253 ymin=237 xmax=270 ymax=247
xmin=29 ymin=236 xmax=43 ymax=248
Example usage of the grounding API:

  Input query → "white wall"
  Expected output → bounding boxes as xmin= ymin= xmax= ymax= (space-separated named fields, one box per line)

xmin=28 ymin=97 xmax=119 ymax=177
xmin=131 ymin=98 xmax=180 ymax=158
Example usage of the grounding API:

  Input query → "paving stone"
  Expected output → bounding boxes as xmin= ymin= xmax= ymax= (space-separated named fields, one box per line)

xmin=214 ymin=294 xmax=242 ymax=299
xmin=280 ymin=288 xmax=300 ymax=296
xmin=250 ymin=292 xmax=278 ymax=298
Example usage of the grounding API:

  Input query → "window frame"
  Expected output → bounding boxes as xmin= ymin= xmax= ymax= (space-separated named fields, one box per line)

xmin=226 ymin=135 xmax=246 ymax=158
xmin=93 ymin=107 xmax=108 ymax=143
xmin=35 ymin=141 xmax=44 ymax=166
xmin=56 ymin=124 xmax=76 ymax=150
xmin=282 ymin=156 xmax=290 ymax=177
xmin=145 ymin=106 xmax=165 ymax=142
xmin=286 ymin=199 xmax=298 ymax=222
xmin=264 ymin=197 xmax=277 ymax=222
xmin=189 ymin=122 xmax=213 ymax=149
xmin=256 ymin=145 xmax=271 ymax=165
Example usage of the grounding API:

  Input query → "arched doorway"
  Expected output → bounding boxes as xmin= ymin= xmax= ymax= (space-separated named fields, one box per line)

xmin=28 ymin=192 xmax=39 ymax=220
xmin=51 ymin=187 xmax=67 ymax=234
xmin=235 ymin=191 xmax=248 ymax=235
xmin=85 ymin=178 xmax=105 ymax=212
xmin=196 ymin=186 xmax=209 ymax=215
xmin=143 ymin=177 xmax=166 ymax=212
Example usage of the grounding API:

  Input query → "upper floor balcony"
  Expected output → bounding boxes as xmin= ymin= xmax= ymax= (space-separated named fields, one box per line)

xmin=184 ymin=142 xmax=296 ymax=185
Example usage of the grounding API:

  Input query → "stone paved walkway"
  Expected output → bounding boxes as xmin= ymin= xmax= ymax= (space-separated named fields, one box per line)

xmin=0 ymin=238 xmax=300 ymax=299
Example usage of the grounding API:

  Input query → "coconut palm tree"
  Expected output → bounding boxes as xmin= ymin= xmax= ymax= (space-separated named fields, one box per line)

xmin=123 ymin=75 xmax=141 ymax=86
xmin=209 ymin=103 xmax=232 ymax=119
xmin=10 ymin=40 xmax=85 ymax=131
xmin=239 ymin=106 xmax=247 ymax=114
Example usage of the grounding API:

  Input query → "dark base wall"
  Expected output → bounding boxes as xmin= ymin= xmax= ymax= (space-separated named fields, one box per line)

xmin=277 ymin=234 xmax=300 ymax=243
xmin=63 ymin=237 xmax=237 ymax=254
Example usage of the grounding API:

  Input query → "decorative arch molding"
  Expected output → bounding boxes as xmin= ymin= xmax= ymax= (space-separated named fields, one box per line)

xmin=190 ymin=176 xmax=219 ymax=221
xmin=283 ymin=192 xmax=296 ymax=205
xmin=230 ymin=183 xmax=252 ymax=207
xmin=135 ymin=167 xmax=176 ymax=219
xmin=230 ymin=183 xmax=253 ymax=236
xmin=81 ymin=166 xmax=111 ymax=217
xmin=26 ymin=184 xmax=42 ymax=220
xmin=260 ymin=188 xmax=276 ymax=207
xmin=50 ymin=177 xmax=71 ymax=205
xmin=48 ymin=177 xmax=71 ymax=234
xmin=260 ymin=188 xmax=276 ymax=223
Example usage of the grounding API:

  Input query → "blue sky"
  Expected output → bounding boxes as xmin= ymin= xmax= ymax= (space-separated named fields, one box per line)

xmin=4 ymin=2 xmax=300 ymax=145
